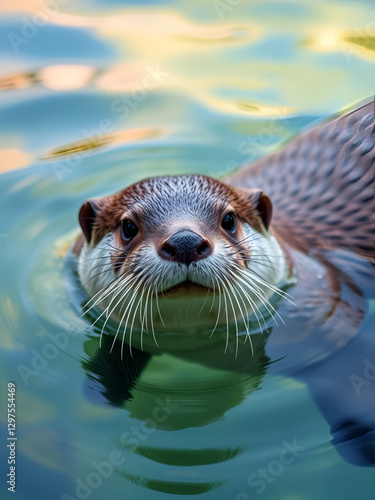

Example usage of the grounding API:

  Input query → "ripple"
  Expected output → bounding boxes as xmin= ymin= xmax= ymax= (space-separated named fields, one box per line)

xmin=122 ymin=445 xmax=244 ymax=466
xmin=117 ymin=472 xmax=223 ymax=495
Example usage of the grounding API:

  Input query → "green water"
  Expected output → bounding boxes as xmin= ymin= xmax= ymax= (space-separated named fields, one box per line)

xmin=1 ymin=1 xmax=375 ymax=499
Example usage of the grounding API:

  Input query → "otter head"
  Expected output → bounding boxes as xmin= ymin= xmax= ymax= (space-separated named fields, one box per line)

xmin=77 ymin=175 xmax=286 ymax=352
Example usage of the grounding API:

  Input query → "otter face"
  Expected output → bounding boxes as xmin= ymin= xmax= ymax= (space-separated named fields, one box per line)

xmin=77 ymin=175 xmax=286 ymax=353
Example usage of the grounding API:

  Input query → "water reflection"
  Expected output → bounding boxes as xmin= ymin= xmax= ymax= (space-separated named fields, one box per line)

xmin=0 ymin=147 xmax=29 ymax=172
xmin=304 ymin=30 xmax=375 ymax=61
xmin=0 ymin=71 xmax=36 ymax=91
xmin=42 ymin=127 xmax=163 ymax=160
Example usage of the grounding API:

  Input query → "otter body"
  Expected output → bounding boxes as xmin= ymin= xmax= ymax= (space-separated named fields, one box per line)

xmin=229 ymin=99 xmax=375 ymax=260
xmin=72 ymin=98 xmax=375 ymax=466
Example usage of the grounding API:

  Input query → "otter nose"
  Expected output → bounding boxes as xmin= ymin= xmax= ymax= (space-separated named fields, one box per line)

xmin=159 ymin=230 xmax=212 ymax=265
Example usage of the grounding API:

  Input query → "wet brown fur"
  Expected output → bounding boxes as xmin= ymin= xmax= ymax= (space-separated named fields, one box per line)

xmin=76 ymin=176 xmax=269 ymax=259
xmin=229 ymin=99 xmax=375 ymax=260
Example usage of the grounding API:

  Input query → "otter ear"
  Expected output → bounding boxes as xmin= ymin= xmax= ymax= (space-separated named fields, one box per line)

xmin=78 ymin=199 xmax=101 ymax=243
xmin=246 ymin=189 xmax=273 ymax=230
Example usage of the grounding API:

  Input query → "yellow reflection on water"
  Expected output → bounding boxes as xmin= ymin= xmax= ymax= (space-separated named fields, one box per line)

xmin=343 ymin=36 xmax=375 ymax=61
xmin=304 ymin=28 xmax=375 ymax=61
xmin=237 ymin=101 xmax=294 ymax=116
xmin=0 ymin=0 xmax=44 ymax=13
xmin=96 ymin=63 xmax=158 ymax=92
xmin=42 ymin=127 xmax=163 ymax=161
xmin=0 ymin=66 xmax=94 ymax=92
xmin=53 ymin=10 xmax=257 ymax=41
xmin=1 ymin=0 xmax=375 ymax=173
xmin=0 ymin=148 xmax=30 ymax=172
xmin=0 ymin=72 xmax=35 ymax=91
xmin=303 ymin=28 xmax=344 ymax=52
xmin=38 ymin=65 xmax=95 ymax=90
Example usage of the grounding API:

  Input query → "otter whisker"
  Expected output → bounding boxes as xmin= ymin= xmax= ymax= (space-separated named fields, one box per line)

xmin=140 ymin=280 xmax=153 ymax=351
xmin=227 ymin=267 xmax=268 ymax=333
xmin=231 ymin=282 xmax=254 ymax=356
xmin=149 ymin=284 xmax=159 ymax=348
xmin=80 ymin=261 xmax=132 ymax=308
xmin=245 ymin=277 xmax=284 ymax=327
xmin=229 ymin=231 xmax=275 ymax=248
xmin=223 ymin=271 xmax=256 ymax=352
xmin=246 ymin=258 xmax=280 ymax=274
xmin=139 ymin=277 xmax=156 ymax=351
xmin=198 ymin=278 xmax=215 ymax=316
xmin=226 ymin=243 xmax=283 ymax=264
xmin=95 ymin=274 xmax=137 ymax=317
xmin=110 ymin=287 xmax=135 ymax=355
xmin=227 ymin=269 xmax=265 ymax=344
xmin=233 ymin=263 xmax=279 ymax=315
xmin=109 ymin=272 xmax=148 ymax=353
xmin=220 ymin=273 xmax=245 ymax=358
xmin=86 ymin=274 xmax=138 ymax=348
xmin=235 ymin=264 xmax=286 ymax=327
xmin=128 ymin=283 xmax=147 ymax=358
xmin=248 ymin=244 xmax=281 ymax=274
xmin=225 ymin=245 xmax=285 ymax=263
xmin=124 ymin=274 xmax=151 ymax=358
xmin=84 ymin=262 xmax=125 ymax=286
xmin=209 ymin=276 xmax=222 ymax=339
xmin=95 ymin=241 xmax=126 ymax=254
xmin=219 ymin=277 xmax=230 ymax=354
xmin=119 ymin=276 xmax=148 ymax=359
xmin=99 ymin=279 xmax=136 ymax=347
xmin=81 ymin=275 xmax=120 ymax=310
xmin=154 ymin=279 xmax=166 ymax=328
xmin=244 ymin=267 xmax=295 ymax=304
xmin=99 ymin=273 xmax=142 ymax=336
xmin=226 ymin=248 xmax=281 ymax=274
xmin=246 ymin=279 xmax=280 ymax=327
xmin=81 ymin=255 xmax=114 ymax=263
xmin=208 ymin=276 xmax=217 ymax=315
xmin=81 ymin=273 xmax=127 ymax=315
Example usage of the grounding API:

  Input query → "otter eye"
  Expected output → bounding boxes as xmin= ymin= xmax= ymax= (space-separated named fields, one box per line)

xmin=121 ymin=219 xmax=138 ymax=240
xmin=222 ymin=213 xmax=236 ymax=232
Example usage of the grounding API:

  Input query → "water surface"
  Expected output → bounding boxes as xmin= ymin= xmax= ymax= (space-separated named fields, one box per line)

xmin=1 ymin=1 xmax=375 ymax=499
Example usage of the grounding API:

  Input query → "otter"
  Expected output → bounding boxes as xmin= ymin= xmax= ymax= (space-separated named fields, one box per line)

xmin=75 ymin=174 xmax=288 ymax=354
xmin=70 ymin=98 xmax=375 ymax=466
